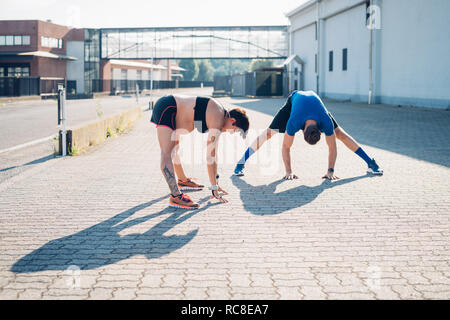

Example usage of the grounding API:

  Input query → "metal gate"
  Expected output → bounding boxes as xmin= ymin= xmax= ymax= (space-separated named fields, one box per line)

xmin=231 ymin=74 xmax=245 ymax=97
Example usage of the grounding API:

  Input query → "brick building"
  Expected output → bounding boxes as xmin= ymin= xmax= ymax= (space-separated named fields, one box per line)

xmin=0 ymin=20 xmax=82 ymax=78
xmin=0 ymin=20 xmax=191 ymax=96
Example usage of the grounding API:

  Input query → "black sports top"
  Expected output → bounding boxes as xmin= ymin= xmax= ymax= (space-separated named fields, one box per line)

xmin=193 ymin=97 xmax=228 ymax=133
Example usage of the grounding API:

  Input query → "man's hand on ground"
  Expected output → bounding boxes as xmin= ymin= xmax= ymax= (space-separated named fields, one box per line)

xmin=322 ymin=172 xmax=340 ymax=180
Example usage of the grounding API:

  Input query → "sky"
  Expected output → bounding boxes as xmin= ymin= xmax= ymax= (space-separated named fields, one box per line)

xmin=0 ymin=0 xmax=308 ymax=28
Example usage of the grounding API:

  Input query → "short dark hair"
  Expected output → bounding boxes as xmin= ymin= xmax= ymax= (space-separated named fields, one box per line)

xmin=304 ymin=125 xmax=321 ymax=145
xmin=229 ymin=108 xmax=249 ymax=138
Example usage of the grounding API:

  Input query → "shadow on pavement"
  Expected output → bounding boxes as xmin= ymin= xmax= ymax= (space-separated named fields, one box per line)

xmin=11 ymin=195 xmax=220 ymax=273
xmin=231 ymin=175 xmax=372 ymax=216
xmin=232 ymin=98 xmax=450 ymax=168
xmin=0 ymin=154 xmax=54 ymax=173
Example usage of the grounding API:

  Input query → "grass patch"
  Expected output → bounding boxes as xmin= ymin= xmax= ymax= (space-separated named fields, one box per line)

xmin=69 ymin=142 xmax=80 ymax=156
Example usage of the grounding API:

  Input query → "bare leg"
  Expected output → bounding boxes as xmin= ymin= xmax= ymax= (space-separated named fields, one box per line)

xmin=172 ymin=140 xmax=188 ymax=182
xmin=157 ymin=126 xmax=181 ymax=197
xmin=250 ymin=128 xmax=277 ymax=152
xmin=334 ymin=127 xmax=359 ymax=152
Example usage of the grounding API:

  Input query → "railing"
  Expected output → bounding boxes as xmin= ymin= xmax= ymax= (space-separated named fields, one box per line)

xmin=90 ymin=79 xmax=213 ymax=95
xmin=0 ymin=76 xmax=72 ymax=97
xmin=0 ymin=77 xmax=40 ymax=97
xmin=214 ymin=71 xmax=284 ymax=98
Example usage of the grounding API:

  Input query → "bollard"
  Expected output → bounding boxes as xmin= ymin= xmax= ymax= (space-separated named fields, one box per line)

xmin=57 ymin=85 xmax=67 ymax=156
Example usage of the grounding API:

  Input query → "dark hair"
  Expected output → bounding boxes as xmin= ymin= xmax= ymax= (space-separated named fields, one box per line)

xmin=229 ymin=108 xmax=249 ymax=138
xmin=304 ymin=125 xmax=321 ymax=145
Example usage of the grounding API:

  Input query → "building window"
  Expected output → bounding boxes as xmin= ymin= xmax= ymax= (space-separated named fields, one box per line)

xmin=21 ymin=67 xmax=30 ymax=77
xmin=0 ymin=67 xmax=4 ymax=77
xmin=137 ymin=70 xmax=142 ymax=80
xmin=41 ymin=36 xmax=63 ymax=49
xmin=315 ymin=22 xmax=318 ymax=41
xmin=6 ymin=66 xmax=29 ymax=77
xmin=0 ymin=35 xmax=31 ymax=46
xmin=315 ymin=54 xmax=318 ymax=73
xmin=6 ymin=36 xmax=14 ymax=46
xmin=121 ymin=69 xmax=127 ymax=79
xmin=329 ymin=51 xmax=333 ymax=72
xmin=23 ymin=35 xmax=30 ymax=45
xmin=343 ymin=48 xmax=348 ymax=71
xmin=14 ymin=35 xmax=22 ymax=45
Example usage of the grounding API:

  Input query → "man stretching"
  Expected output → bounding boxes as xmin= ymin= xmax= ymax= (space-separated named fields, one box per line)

xmin=234 ymin=90 xmax=383 ymax=180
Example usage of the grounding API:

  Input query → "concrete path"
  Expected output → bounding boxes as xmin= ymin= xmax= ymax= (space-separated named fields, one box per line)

xmin=0 ymin=96 xmax=449 ymax=300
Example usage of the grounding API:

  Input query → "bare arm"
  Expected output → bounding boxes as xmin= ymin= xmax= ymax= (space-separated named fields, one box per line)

xmin=206 ymin=128 xmax=228 ymax=202
xmin=282 ymin=133 xmax=298 ymax=180
xmin=323 ymin=134 xmax=339 ymax=180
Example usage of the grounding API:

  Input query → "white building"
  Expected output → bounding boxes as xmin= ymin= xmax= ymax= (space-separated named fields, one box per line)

xmin=286 ymin=0 xmax=450 ymax=109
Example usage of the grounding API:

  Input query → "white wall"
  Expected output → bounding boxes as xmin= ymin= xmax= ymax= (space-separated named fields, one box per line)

xmin=291 ymin=24 xmax=317 ymax=92
xmin=378 ymin=0 xmax=450 ymax=108
xmin=112 ymin=68 xmax=122 ymax=80
xmin=289 ymin=2 xmax=317 ymax=92
xmin=289 ymin=2 xmax=317 ymax=31
xmin=322 ymin=3 xmax=370 ymax=101
xmin=287 ymin=0 xmax=450 ymax=109
xmin=128 ymin=69 xmax=137 ymax=80
xmin=66 ymin=41 xmax=85 ymax=94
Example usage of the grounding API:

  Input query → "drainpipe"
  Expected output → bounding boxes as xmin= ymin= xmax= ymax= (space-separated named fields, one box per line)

xmin=316 ymin=0 xmax=321 ymax=95
xmin=368 ymin=0 xmax=374 ymax=104
xmin=289 ymin=28 xmax=293 ymax=94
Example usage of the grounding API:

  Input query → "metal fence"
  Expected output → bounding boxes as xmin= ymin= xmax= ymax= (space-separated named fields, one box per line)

xmin=214 ymin=71 xmax=284 ymax=98
xmin=0 ymin=76 xmax=72 ymax=97
xmin=91 ymin=79 xmax=213 ymax=95
xmin=213 ymin=75 xmax=232 ymax=96
xmin=0 ymin=77 xmax=40 ymax=97
xmin=231 ymin=74 xmax=245 ymax=97
xmin=0 ymin=77 xmax=213 ymax=97
xmin=40 ymin=78 xmax=65 ymax=96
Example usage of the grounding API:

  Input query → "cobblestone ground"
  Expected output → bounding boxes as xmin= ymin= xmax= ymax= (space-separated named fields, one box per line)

xmin=0 ymin=97 xmax=449 ymax=300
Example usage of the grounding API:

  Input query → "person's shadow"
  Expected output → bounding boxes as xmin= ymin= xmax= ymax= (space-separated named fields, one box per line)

xmin=231 ymin=174 xmax=372 ymax=215
xmin=11 ymin=195 xmax=220 ymax=273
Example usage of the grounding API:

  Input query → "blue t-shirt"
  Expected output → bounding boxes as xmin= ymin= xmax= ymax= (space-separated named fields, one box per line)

xmin=286 ymin=91 xmax=335 ymax=137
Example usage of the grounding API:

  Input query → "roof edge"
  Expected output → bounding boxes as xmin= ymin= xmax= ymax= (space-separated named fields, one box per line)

xmin=285 ymin=0 xmax=318 ymax=17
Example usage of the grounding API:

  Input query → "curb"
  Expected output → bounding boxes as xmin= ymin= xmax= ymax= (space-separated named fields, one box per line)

xmin=0 ymin=135 xmax=57 ymax=155
xmin=59 ymin=106 xmax=144 ymax=155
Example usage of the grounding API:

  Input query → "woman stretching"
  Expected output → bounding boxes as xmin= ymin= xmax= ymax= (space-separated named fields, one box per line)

xmin=151 ymin=94 xmax=249 ymax=209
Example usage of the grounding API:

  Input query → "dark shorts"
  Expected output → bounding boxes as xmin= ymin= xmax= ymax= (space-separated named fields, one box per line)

xmin=269 ymin=94 xmax=339 ymax=133
xmin=150 ymin=95 xmax=177 ymax=131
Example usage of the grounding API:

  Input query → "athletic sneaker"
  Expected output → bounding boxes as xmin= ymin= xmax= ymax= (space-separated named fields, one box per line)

xmin=234 ymin=163 xmax=245 ymax=176
xmin=367 ymin=158 xmax=383 ymax=175
xmin=178 ymin=178 xmax=204 ymax=191
xmin=169 ymin=193 xmax=200 ymax=209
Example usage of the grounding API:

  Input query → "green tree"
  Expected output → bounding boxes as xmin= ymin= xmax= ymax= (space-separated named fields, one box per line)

xmin=210 ymin=59 xmax=252 ymax=76
xmin=195 ymin=60 xmax=214 ymax=81
xmin=179 ymin=59 xmax=198 ymax=81
xmin=249 ymin=59 xmax=273 ymax=72
xmin=230 ymin=59 xmax=251 ymax=74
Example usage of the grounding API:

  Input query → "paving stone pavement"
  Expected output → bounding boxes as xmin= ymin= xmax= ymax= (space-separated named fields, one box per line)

xmin=0 ymin=96 xmax=449 ymax=300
